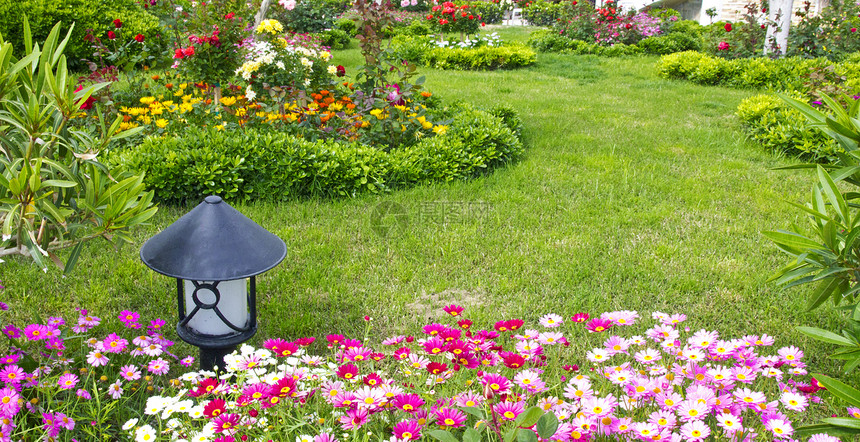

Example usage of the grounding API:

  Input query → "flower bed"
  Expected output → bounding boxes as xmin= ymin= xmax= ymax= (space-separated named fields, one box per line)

xmin=99 ymin=306 xmax=856 ymax=441
xmin=109 ymin=104 xmax=524 ymax=202
xmin=391 ymin=35 xmax=537 ymax=70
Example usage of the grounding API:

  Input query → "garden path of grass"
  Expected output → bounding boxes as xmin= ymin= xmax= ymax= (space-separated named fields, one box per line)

xmin=3 ymin=28 xmax=852 ymax=377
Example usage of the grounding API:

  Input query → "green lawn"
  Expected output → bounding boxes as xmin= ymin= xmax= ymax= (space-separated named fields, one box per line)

xmin=2 ymin=30 xmax=851 ymax=378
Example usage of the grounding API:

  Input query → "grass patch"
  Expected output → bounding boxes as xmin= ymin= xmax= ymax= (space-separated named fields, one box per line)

xmin=3 ymin=37 xmax=856 ymax=392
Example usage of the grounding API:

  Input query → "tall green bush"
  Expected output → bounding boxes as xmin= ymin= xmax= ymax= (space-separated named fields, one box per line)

xmin=0 ymin=0 xmax=159 ymax=69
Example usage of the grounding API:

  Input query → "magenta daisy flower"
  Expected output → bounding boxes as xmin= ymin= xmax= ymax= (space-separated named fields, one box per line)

xmin=212 ymin=412 xmax=240 ymax=434
xmin=494 ymin=401 xmax=525 ymax=421
xmin=0 ymin=365 xmax=26 ymax=384
xmin=2 ymin=325 xmax=21 ymax=339
xmin=442 ymin=304 xmax=464 ymax=317
xmin=435 ymin=407 xmax=467 ymax=428
xmin=119 ymin=364 xmax=141 ymax=381
xmin=586 ymin=318 xmax=613 ymax=333
xmin=23 ymin=324 xmax=50 ymax=341
xmin=77 ymin=314 xmax=100 ymax=327
xmin=571 ymin=313 xmax=589 ymax=323
xmin=86 ymin=350 xmax=109 ymax=367
xmin=393 ymin=393 xmax=425 ymax=413
xmin=180 ymin=356 xmax=195 ymax=367
xmin=57 ymin=373 xmax=79 ymax=390
xmin=339 ymin=408 xmax=370 ymax=430
xmin=102 ymin=333 xmax=128 ymax=354
xmin=0 ymin=353 xmax=21 ymax=365
xmin=76 ymin=388 xmax=92 ymax=400
xmin=147 ymin=358 xmax=169 ymax=375
xmin=336 ymin=363 xmax=358 ymax=380
xmin=481 ymin=373 xmax=511 ymax=395
xmin=0 ymin=386 xmax=21 ymax=416
xmin=264 ymin=339 xmax=299 ymax=357
xmin=393 ymin=420 xmax=422 ymax=441
xmin=118 ymin=310 xmax=140 ymax=326
xmin=148 ymin=318 xmax=166 ymax=332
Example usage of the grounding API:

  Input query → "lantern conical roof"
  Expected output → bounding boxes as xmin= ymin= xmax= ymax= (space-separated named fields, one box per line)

xmin=140 ymin=196 xmax=286 ymax=280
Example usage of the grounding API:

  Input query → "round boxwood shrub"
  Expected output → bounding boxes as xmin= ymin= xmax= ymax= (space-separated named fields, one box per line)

xmin=0 ymin=0 xmax=159 ymax=68
xmin=108 ymin=105 xmax=525 ymax=203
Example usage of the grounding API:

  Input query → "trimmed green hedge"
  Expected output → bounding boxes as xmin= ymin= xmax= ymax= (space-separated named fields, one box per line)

xmin=657 ymin=51 xmax=860 ymax=91
xmin=527 ymin=29 xmax=698 ymax=56
xmin=424 ymin=44 xmax=537 ymax=70
xmin=108 ymin=106 xmax=525 ymax=203
xmin=736 ymin=93 xmax=839 ymax=161
xmin=0 ymin=0 xmax=159 ymax=67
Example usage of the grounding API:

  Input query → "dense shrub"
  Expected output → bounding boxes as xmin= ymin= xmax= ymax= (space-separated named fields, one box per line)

xmin=424 ymin=44 xmax=537 ymax=69
xmin=334 ymin=17 xmax=358 ymax=36
xmin=636 ymin=32 xmax=700 ymax=54
xmin=522 ymin=0 xmax=566 ymax=26
xmin=109 ymin=106 xmax=524 ymax=203
xmin=270 ymin=0 xmax=352 ymax=33
xmin=464 ymin=0 xmax=507 ymax=24
xmin=787 ymin=0 xmax=860 ymax=60
xmin=736 ymin=93 xmax=840 ymax=160
xmin=657 ymin=51 xmax=860 ymax=92
xmin=527 ymin=29 xmax=642 ymax=56
xmin=0 ymin=0 xmax=159 ymax=68
xmin=317 ymin=28 xmax=351 ymax=49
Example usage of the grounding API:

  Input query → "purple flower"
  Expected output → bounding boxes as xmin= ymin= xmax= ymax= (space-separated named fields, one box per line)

xmin=58 ymin=373 xmax=79 ymax=390
xmin=812 ymin=101 xmax=823 ymax=107
xmin=76 ymin=388 xmax=92 ymax=400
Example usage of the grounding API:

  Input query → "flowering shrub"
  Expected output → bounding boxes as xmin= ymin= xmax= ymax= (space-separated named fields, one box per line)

xmin=787 ymin=0 xmax=860 ymax=60
xmin=426 ymin=2 xmax=484 ymax=36
xmin=435 ymin=32 xmax=503 ymax=49
xmin=116 ymin=305 xmax=850 ymax=441
xmin=0 ymin=282 xmax=194 ymax=440
xmin=170 ymin=1 xmax=248 ymax=87
xmin=538 ymin=0 xmax=672 ymax=48
xmin=237 ymin=20 xmax=338 ymax=103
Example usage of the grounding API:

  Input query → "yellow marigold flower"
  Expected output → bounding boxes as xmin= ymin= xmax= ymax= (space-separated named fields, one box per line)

xmin=433 ymin=125 xmax=448 ymax=134
xmin=138 ymin=115 xmax=152 ymax=125
xmin=361 ymin=121 xmax=370 ymax=128
xmin=214 ymin=124 xmax=225 ymax=131
xmin=256 ymin=112 xmax=266 ymax=118
xmin=155 ymin=119 xmax=168 ymax=129
xmin=329 ymin=103 xmax=343 ymax=111
xmin=395 ymin=105 xmax=407 ymax=112
xmin=422 ymin=120 xmax=433 ymax=130
xmin=162 ymin=100 xmax=174 ymax=107
xmin=179 ymin=83 xmax=187 ymax=89
xmin=236 ymin=108 xmax=247 ymax=117
xmin=139 ymin=96 xmax=156 ymax=105
xmin=308 ymin=103 xmax=319 ymax=110
xmin=150 ymin=107 xmax=164 ymax=116
xmin=179 ymin=103 xmax=193 ymax=113
xmin=369 ymin=109 xmax=383 ymax=117
xmin=119 ymin=121 xmax=139 ymax=131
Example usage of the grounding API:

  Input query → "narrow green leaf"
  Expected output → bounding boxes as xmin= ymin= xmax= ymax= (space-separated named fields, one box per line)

xmin=762 ymin=230 xmax=825 ymax=252
xmin=63 ymin=242 xmax=84 ymax=275
xmin=822 ymin=418 xmax=860 ymax=430
xmin=818 ymin=166 xmax=850 ymax=225
xmin=813 ymin=374 xmax=860 ymax=408
xmin=796 ymin=326 xmax=854 ymax=346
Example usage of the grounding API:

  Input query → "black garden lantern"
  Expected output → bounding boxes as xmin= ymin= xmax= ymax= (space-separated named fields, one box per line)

xmin=140 ymin=195 xmax=286 ymax=371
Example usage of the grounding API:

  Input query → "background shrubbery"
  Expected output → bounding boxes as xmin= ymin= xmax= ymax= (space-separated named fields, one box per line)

xmin=0 ymin=0 xmax=159 ymax=68
xmin=109 ymin=105 xmax=525 ymax=203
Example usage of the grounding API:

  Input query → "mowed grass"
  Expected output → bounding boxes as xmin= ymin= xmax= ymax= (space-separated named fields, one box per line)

xmin=2 ymin=30 xmax=853 ymax=380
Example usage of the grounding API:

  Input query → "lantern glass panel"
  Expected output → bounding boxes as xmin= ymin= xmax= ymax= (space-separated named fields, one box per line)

xmin=183 ymin=279 xmax=248 ymax=336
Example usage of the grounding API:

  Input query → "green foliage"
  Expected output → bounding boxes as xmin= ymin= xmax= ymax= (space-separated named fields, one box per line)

xmin=110 ymin=105 xmax=524 ymax=203
xmin=488 ymin=104 xmax=523 ymax=139
xmin=766 ymin=95 xmax=860 ymax=379
xmin=657 ymin=51 xmax=860 ymax=93
xmin=527 ymin=30 xmax=642 ymax=56
xmin=335 ymin=17 xmax=358 ymax=36
xmin=0 ymin=21 xmax=156 ymax=270
xmin=522 ymin=0 xmax=566 ymax=27
xmin=424 ymin=44 xmax=537 ymax=70
xmin=788 ymin=0 xmax=860 ymax=61
xmin=389 ymin=34 xmax=436 ymax=64
xmin=662 ymin=19 xmax=704 ymax=37
xmin=464 ymin=0 xmax=507 ymax=24
xmin=317 ymin=28 xmax=351 ymax=49
xmin=0 ymin=0 xmax=159 ymax=69
xmin=736 ymin=93 xmax=839 ymax=160
xmin=271 ymin=0 xmax=352 ymax=34
xmin=637 ymin=33 xmax=700 ymax=55
xmin=393 ymin=20 xmax=434 ymax=36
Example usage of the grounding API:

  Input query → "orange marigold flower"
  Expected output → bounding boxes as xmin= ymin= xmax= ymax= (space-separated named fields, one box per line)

xmin=421 ymin=91 xmax=432 ymax=97
xmin=319 ymin=90 xmax=329 ymax=96
xmin=151 ymin=75 xmax=160 ymax=81
xmin=165 ymin=83 xmax=174 ymax=89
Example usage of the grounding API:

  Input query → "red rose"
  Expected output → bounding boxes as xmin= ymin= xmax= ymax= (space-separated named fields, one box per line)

xmin=173 ymin=48 xmax=185 ymax=59
xmin=107 ymin=31 xmax=116 ymax=40
xmin=134 ymin=34 xmax=144 ymax=42
xmin=113 ymin=19 xmax=122 ymax=28
xmin=717 ymin=41 xmax=730 ymax=50
xmin=182 ymin=46 xmax=195 ymax=57
xmin=624 ymin=22 xmax=632 ymax=29
xmin=468 ymin=14 xmax=474 ymax=19
xmin=225 ymin=12 xmax=235 ymax=19
xmin=852 ymin=28 xmax=858 ymax=32
xmin=724 ymin=22 xmax=732 ymax=32
xmin=761 ymin=24 xmax=766 ymax=29
xmin=481 ymin=22 xmax=486 ymax=26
